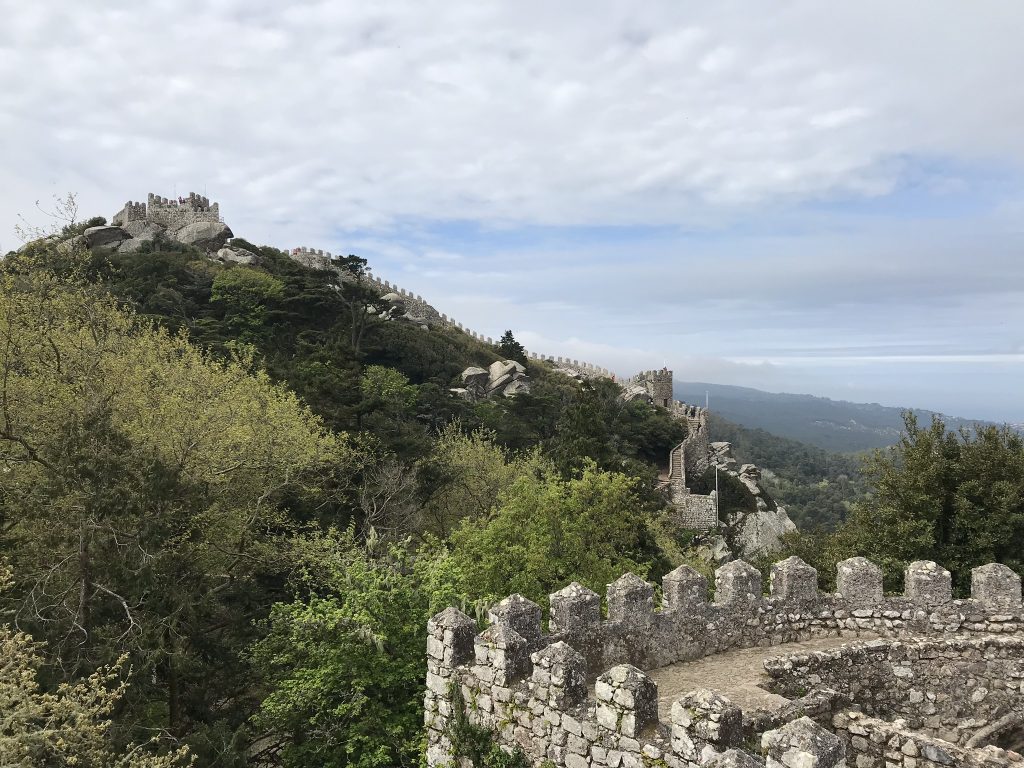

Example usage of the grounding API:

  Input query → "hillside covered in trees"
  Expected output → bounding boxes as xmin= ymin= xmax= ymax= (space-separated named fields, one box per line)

xmin=2 ymin=212 xmax=1022 ymax=767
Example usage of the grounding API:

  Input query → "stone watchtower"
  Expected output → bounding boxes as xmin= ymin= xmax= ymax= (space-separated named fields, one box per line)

xmin=648 ymin=368 xmax=673 ymax=408
xmin=632 ymin=368 xmax=673 ymax=408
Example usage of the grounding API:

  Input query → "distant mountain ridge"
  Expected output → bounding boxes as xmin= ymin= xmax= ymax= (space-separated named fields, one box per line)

xmin=675 ymin=382 xmax=1000 ymax=453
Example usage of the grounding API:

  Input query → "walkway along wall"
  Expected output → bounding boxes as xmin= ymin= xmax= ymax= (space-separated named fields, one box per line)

xmin=424 ymin=557 xmax=1024 ymax=767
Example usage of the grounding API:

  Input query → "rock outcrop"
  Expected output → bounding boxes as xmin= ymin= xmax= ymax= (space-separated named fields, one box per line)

xmin=215 ymin=246 xmax=259 ymax=265
xmin=83 ymin=225 xmax=129 ymax=250
xmin=174 ymin=220 xmax=233 ymax=250
xmin=452 ymin=360 xmax=530 ymax=400
xmin=707 ymin=441 xmax=797 ymax=559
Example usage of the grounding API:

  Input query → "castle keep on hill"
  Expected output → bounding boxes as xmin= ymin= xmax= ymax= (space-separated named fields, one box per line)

xmin=426 ymin=557 xmax=1024 ymax=767
xmin=112 ymin=193 xmax=221 ymax=229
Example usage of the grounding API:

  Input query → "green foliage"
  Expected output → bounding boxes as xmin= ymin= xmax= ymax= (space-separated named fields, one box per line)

xmin=828 ymin=413 xmax=1024 ymax=591
xmin=1 ymin=220 xmax=710 ymax=766
xmin=707 ymin=413 xmax=867 ymax=529
xmin=250 ymin=530 xmax=427 ymax=768
xmin=436 ymin=459 xmax=658 ymax=608
xmin=0 ymin=264 xmax=357 ymax=758
xmin=478 ymin=376 xmax=686 ymax=478
xmin=446 ymin=682 xmax=530 ymax=768
xmin=495 ymin=330 xmax=526 ymax=364
xmin=418 ymin=424 xmax=529 ymax=537
xmin=0 ymin=561 xmax=193 ymax=767
xmin=211 ymin=266 xmax=286 ymax=336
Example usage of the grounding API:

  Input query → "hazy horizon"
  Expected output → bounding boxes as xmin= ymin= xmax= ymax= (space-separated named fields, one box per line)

xmin=4 ymin=2 xmax=1023 ymax=422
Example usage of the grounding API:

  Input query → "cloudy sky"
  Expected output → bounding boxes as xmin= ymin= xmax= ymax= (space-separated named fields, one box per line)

xmin=3 ymin=1 xmax=1023 ymax=421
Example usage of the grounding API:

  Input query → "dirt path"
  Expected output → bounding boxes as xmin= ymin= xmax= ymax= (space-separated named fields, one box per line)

xmin=646 ymin=635 xmax=869 ymax=712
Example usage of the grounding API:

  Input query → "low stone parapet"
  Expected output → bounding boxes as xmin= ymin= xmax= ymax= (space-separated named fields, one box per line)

xmin=833 ymin=711 xmax=1022 ymax=768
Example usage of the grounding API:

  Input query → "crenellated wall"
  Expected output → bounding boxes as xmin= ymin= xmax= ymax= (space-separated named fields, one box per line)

xmin=111 ymin=192 xmax=221 ymax=230
xmin=424 ymin=557 xmax=1024 ymax=768
xmin=628 ymin=369 xmax=674 ymax=408
xmin=287 ymin=247 xmax=616 ymax=377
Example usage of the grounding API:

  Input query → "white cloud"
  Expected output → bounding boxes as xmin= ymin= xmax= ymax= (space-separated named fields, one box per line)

xmin=3 ymin=0 xmax=1024 ymax=240
xmin=3 ymin=1 xmax=1024 ymax=418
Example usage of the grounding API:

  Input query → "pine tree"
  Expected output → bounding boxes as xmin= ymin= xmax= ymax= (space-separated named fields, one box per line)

xmin=497 ymin=330 xmax=526 ymax=363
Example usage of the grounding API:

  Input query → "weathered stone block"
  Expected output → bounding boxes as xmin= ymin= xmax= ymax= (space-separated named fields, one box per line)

xmin=474 ymin=624 xmax=531 ymax=685
xmin=771 ymin=556 xmax=819 ymax=602
xmin=607 ymin=572 xmax=654 ymax=624
xmin=427 ymin=607 xmax=477 ymax=667
xmin=670 ymin=688 xmax=743 ymax=761
xmin=489 ymin=593 xmax=542 ymax=642
xmin=531 ymin=641 xmax=587 ymax=708
xmin=837 ymin=557 xmax=883 ymax=607
xmin=705 ymin=749 xmax=767 ymax=768
xmin=595 ymin=664 xmax=658 ymax=738
xmin=763 ymin=716 xmax=845 ymax=768
xmin=715 ymin=560 xmax=763 ymax=604
xmin=662 ymin=565 xmax=708 ymax=611
xmin=971 ymin=563 xmax=1022 ymax=611
xmin=550 ymin=581 xmax=602 ymax=635
xmin=905 ymin=561 xmax=952 ymax=606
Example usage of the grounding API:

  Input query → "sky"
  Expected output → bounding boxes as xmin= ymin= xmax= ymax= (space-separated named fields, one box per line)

xmin=2 ymin=1 xmax=1023 ymax=422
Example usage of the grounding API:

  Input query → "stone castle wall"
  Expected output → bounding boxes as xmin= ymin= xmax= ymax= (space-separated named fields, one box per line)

xmin=425 ymin=557 xmax=1024 ymax=768
xmin=672 ymin=488 xmax=718 ymax=530
xmin=288 ymin=248 xmax=615 ymax=377
xmin=112 ymin=192 xmax=220 ymax=230
xmin=673 ymin=403 xmax=710 ymax=486
xmin=766 ymin=633 xmax=1024 ymax=746
xmin=833 ymin=711 xmax=1021 ymax=767
xmin=629 ymin=369 xmax=674 ymax=407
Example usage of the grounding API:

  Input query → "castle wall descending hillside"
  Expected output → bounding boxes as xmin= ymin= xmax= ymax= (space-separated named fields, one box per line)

xmin=287 ymin=247 xmax=616 ymax=377
xmin=424 ymin=557 xmax=1024 ymax=768
xmin=673 ymin=489 xmax=718 ymax=530
xmin=674 ymin=403 xmax=710 ymax=485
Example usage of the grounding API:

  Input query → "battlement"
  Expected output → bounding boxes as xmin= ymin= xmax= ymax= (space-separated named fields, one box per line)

xmin=112 ymin=192 xmax=221 ymax=229
xmin=425 ymin=556 xmax=1024 ymax=767
xmin=290 ymin=247 xmax=334 ymax=269
xmin=286 ymin=245 xmax=616 ymax=378
xmin=628 ymin=367 xmax=674 ymax=407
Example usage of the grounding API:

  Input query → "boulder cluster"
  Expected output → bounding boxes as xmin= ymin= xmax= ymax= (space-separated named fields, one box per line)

xmin=61 ymin=218 xmax=235 ymax=257
xmin=452 ymin=360 xmax=531 ymax=400
xmin=372 ymin=291 xmax=444 ymax=328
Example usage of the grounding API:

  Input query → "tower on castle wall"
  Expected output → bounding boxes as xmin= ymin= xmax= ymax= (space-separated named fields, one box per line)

xmin=648 ymin=368 xmax=673 ymax=408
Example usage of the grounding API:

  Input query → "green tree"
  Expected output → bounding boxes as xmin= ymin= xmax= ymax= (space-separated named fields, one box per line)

xmin=435 ymin=459 xmax=656 ymax=608
xmin=496 ymin=330 xmax=526 ymax=364
xmin=0 ymin=265 xmax=357 ymax=757
xmin=249 ymin=529 xmax=427 ymax=768
xmin=830 ymin=413 xmax=1024 ymax=590
xmin=0 ymin=562 xmax=193 ymax=767
xmin=418 ymin=423 xmax=529 ymax=537
xmin=210 ymin=266 xmax=285 ymax=337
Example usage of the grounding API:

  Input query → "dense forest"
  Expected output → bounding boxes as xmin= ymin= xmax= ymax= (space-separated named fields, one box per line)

xmin=704 ymin=414 xmax=868 ymax=530
xmin=2 ymin=214 xmax=1023 ymax=767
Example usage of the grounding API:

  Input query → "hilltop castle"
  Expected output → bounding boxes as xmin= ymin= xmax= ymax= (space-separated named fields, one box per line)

xmin=112 ymin=192 xmax=221 ymax=230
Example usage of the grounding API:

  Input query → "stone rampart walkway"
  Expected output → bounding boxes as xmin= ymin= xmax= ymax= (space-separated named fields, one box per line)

xmin=647 ymin=635 xmax=875 ymax=712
